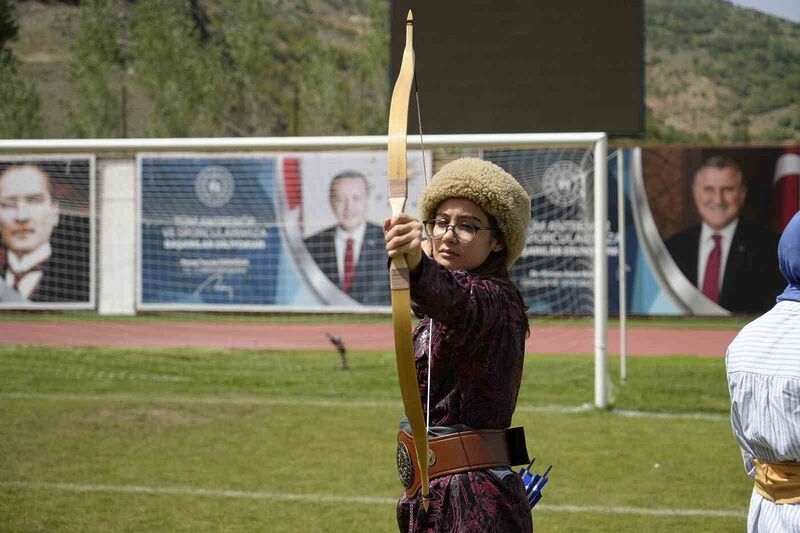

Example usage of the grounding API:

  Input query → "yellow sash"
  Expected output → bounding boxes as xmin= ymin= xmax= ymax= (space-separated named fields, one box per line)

xmin=754 ymin=459 xmax=800 ymax=504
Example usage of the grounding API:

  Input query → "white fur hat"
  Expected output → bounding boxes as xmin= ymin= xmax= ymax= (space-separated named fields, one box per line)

xmin=419 ymin=158 xmax=530 ymax=267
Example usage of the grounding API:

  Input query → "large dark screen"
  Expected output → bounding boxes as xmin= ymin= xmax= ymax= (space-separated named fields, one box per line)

xmin=390 ymin=1 xmax=644 ymax=136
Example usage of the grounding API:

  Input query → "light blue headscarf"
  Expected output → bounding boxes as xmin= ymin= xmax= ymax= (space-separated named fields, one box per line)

xmin=777 ymin=212 xmax=800 ymax=303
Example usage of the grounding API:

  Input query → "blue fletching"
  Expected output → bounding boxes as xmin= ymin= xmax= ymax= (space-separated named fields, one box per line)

xmin=518 ymin=463 xmax=552 ymax=509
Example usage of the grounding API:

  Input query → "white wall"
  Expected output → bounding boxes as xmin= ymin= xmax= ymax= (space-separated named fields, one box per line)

xmin=98 ymin=159 xmax=136 ymax=315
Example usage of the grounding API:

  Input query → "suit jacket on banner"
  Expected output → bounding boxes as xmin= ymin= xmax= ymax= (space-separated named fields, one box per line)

xmin=304 ymin=222 xmax=390 ymax=306
xmin=666 ymin=220 xmax=784 ymax=314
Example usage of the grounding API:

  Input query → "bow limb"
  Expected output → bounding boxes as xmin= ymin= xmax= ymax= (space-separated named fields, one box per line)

xmin=388 ymin=10 xmax=431 ymax=511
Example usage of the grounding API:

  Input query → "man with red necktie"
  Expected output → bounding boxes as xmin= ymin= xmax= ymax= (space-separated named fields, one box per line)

xmin=666 ymin=156 xmax=784 ymax=314
xmin=304 ymin=170 xmax=390 ymax=306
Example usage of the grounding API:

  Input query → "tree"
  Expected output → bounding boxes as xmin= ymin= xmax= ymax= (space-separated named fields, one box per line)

xmin=0 ymin=0 xmax=40 ymax=138
xmin=298 ymin=0 xmax=388 ymax=135
xmin=0 ymin=0 xmax=17 ymax=50
xmin=216 ymin=0 xmax=296 ymax=136
xmin=130 ymin=0 xmax=228 ymax=136
xmin=67 ymin=0 xmax=125 ymax=138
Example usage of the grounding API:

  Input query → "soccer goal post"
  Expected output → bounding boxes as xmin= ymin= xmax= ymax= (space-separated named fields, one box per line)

xmin=0 ymin=132 xmax=609 ymax=407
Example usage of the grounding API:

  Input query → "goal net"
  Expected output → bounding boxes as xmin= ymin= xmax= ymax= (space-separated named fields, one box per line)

xmin=134 ymin=137 xmax=604 ymax=319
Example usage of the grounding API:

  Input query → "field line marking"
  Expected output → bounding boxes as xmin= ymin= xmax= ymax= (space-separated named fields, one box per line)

xmin=538 ymin=502 xmax=744 ymax=518
xmin=0 ymin=392 xmax=728 ymax=421
xmin=0 ymin=480 xmax=745 ymax=518
xmin=0 ymin=480 xmax=394 ymax=505
xmin=610 ymin=408 xmax=728 ymax=422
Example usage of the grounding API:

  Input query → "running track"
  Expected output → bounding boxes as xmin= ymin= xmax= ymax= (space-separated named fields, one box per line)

xmin=0 ymin=322 xmax=737 ymax=356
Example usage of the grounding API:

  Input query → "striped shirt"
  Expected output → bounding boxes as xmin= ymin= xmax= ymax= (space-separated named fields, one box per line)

xmin=727 ymin=300 xmax=800 ymax=532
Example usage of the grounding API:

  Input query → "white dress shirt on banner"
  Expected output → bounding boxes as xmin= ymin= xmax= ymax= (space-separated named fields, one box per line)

xmin=3 ymin=243 xmax=52 ymax=300
xmin=697 ymin=218 xmax=738 ymax=292
xmin=334 ymin=222 xmax=366 ymax=285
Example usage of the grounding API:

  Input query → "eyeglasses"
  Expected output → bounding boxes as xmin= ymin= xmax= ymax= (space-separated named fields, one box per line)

xmin=423 ymin=219 xmax=497 ymax=244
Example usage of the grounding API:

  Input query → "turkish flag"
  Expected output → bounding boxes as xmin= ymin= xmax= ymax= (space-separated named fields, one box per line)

xmin=771 ymin=146 xmax=800 ymax=233
xmin=283 ymin=157 xmax=302 ymax=211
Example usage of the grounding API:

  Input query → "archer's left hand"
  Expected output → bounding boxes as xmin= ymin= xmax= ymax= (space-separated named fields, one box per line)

xmin=384 ymin=213 xmax=424 ymax=272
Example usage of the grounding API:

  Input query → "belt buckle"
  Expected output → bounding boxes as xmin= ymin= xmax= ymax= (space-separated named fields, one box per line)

xmin=396 ymin=441 xmax=414 ymax=490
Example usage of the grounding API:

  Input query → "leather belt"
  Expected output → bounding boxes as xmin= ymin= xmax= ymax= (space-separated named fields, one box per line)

xmin=396 ymin=428 xmax=511 ymax=499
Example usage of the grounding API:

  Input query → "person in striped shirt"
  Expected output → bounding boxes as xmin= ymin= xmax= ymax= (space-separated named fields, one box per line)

xmin=727 ymin=210 xmax=800 ymax=532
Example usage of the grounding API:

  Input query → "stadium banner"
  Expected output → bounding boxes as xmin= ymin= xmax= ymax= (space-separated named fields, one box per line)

xmin=484 ymin=149 xmax=632 ymax=316
xmin=0 ymin=155 xmax=96 ymax=309
xmin=137 ymin=151 xmax=429 ymax=310
xmin=275 ymin=151 xmax=429 ymax=308
xmin=486 ymin=145 xmax=794 ymax=316
xmin=136 ymin=146 xmax=794 ymax=315
xmin=138 ymin=154 xmax=282 ymax=307
xmin=485 ymin=149 xmax=607 ymax=315
xmin=632 ymin=145 xmax=795 ymax=316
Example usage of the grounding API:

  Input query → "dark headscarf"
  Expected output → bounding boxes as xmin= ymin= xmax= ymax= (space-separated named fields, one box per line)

xmin=777 ymin=211 xmax=800 ymax=303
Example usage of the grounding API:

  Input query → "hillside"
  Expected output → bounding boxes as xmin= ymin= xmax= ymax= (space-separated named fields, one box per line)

xmin=4 ymin=0 xmax=385 ymax=138
xmin=645 ymin=0 xmax=800 ymax=142
xmin=2 ymin=0 xmax=799 ymax=142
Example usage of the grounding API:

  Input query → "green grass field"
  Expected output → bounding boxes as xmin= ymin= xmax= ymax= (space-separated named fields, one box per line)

xmin=0 ymin=345 xmax=750 ymax=532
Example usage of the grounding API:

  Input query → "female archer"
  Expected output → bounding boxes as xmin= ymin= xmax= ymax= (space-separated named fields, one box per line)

xmin=384 ymin=157 xmax=533 ymax=532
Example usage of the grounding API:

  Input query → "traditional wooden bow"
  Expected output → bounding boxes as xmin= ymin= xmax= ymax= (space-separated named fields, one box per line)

xmin=387 ymin=10 xmax=431 ymax=511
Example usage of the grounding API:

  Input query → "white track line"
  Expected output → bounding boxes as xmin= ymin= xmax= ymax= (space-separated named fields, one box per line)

xmin=0 ymin=481 xmax=745 ymax=519
xmin=0 ymin=392 xmax=728 ymax=421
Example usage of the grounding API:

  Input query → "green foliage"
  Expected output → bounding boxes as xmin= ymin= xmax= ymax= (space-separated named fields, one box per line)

xmin=763 ymin=127 xmax=797 ymax=142
xmin=299 ymin=26 xmax=388 ymax=136
xmin=0 ymin=50 xmax=41 ymax=138
xmin=216 ymin=0 xmax=314 ymax=136
xmin=646 ymin=0 xmax=800 ymax=143
xmin=67 ymin=0 xmax=124 ymax=138
xmin=56 ymin=0 xmax=389 ymax=137
xmin=0 ymin=0 xmax=17 ymax=51
xmin=130 ymin=0 xmax=228 ymax=136
xmin=0 ymin=0 xmax=41 ymax=138
xmin=25 ymin=0 xmax=798 ymax=140
xmin=216 ymin=0 xmax=388 ymax=136
xmin=731 ymin=116 xmax=750 ymax=143
xmin=642 ymin=109 xmax=710 ymax=144
xmin=350 ymin=0 xmax=390 ymax=134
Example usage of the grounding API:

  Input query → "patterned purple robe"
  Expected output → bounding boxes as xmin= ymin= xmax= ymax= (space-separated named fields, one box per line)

xmin=396 ymin=254 xmax=532 ymax=532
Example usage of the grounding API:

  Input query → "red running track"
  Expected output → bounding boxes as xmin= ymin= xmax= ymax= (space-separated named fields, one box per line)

xmin=0 ymin=322 xmax=737 ymax=356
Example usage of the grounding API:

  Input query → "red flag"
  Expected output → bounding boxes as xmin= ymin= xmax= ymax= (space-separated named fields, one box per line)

xmin=771 ymin=146 xmax=800 ymax=233
xmin=283 ymin=157 xmax=302 ymax=211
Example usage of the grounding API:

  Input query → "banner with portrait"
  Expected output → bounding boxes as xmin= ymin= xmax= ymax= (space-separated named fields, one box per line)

xmin=276 ymin=151 xmax=429 ymax=308
xmin=0 ymin=155 xmax=95 ymax=309
xmin=631 ymin=145 xmax=794 ymax=316
xmin=135 ymin=145 xmax=797 ymax=315
xmin=137 ymin=151 xmax=429 ymax=310
xmin=485 ymin=145 xmax=795 ymax=316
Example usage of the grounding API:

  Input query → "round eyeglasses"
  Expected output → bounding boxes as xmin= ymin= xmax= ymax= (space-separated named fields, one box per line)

xmin=423 ymin=219 xmax=497 ymax=244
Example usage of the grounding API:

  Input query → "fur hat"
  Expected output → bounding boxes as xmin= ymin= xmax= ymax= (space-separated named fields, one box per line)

xmin=419 ymin=158 xmax=530 ymax=267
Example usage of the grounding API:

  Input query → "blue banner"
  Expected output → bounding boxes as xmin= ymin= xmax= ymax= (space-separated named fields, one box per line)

xmin=140 ymin=156 xmax=280 ymax=305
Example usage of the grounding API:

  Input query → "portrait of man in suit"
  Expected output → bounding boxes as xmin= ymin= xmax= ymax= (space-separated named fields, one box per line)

xmin=303 ymin=170 xmax=389 ymax=306
xmin=665 ymin=156 xmax=784 ymax=314
xmin=0 ymin=163 xmax=90 ymax=303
